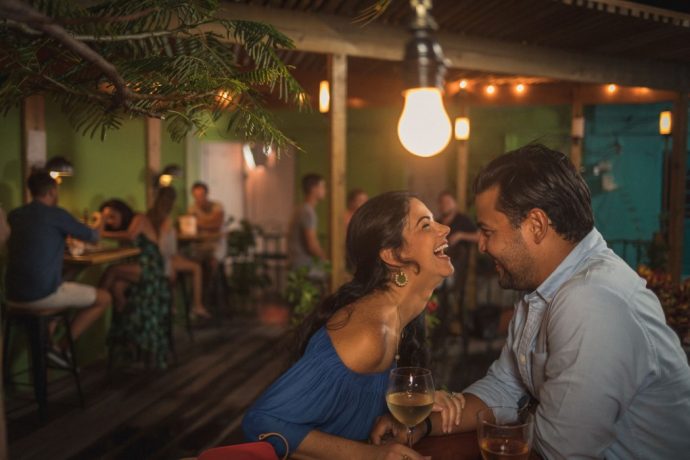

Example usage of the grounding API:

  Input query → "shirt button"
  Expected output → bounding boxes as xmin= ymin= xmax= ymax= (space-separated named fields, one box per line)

xmin=519 ymin=354 xmax=526 ymax=364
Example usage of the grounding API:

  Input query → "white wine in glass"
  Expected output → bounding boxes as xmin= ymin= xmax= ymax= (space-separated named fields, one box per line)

xmin=477 ymin=406 xmax=533 ymax=460
xmin=386 ymin=367 xmax=435 ymax=447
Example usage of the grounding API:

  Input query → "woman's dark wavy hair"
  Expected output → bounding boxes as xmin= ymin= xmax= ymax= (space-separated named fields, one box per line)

xmin=292 ymin=191 xmax=428 ymax=367
xmin=473 ymin=143 xmax=594 ymax=243
xmin=99 ymin=199 xmax=135 ymax=232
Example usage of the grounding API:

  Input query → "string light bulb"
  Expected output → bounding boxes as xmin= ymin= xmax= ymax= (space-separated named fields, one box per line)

xmin=515 ymin=83 xmax=525 ymax=94
xmin=459 ymin=79 xmax=468 ymax=90
xmin=607 ymin=84 xmax=617 ymax=94
xmin=485 ymin=84 xmax=496 ymax=95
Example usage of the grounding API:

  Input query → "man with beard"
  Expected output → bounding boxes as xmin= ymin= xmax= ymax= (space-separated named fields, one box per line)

xmin=372 ymin=144 xmax=690 ymax=459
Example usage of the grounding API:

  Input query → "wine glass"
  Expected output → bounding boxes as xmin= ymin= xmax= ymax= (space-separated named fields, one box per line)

xmin=386 ymin=367 xmax=435 ymax=447
xmin=476 ymin=406 xmax=534 ymax=460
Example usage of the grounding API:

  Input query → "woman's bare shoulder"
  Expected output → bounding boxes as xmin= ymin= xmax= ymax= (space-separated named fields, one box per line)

xmin=328 ymin=304 xmax=394 ymax=374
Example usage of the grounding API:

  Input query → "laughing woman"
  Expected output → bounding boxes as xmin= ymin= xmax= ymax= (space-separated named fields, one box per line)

xmin=242 ymin=191 xmax=465 ymax=459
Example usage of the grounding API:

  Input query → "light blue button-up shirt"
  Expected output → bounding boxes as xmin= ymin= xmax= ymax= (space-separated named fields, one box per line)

xmin=465 ymin=228 xmax=690 ymax=459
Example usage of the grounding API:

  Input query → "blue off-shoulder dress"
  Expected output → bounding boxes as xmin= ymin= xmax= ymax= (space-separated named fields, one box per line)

xmin=242 ymin=327 xmax=391 ymax=456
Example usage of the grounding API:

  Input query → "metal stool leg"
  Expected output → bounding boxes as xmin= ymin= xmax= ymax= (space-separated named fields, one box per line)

xmin=27 ymin=317 xmax=48 ymax=423
xmin=61 ymin=312 xmax=84 ymax=408
xmin=178 ymin=275 xmax=193 ymax=341
xmin=3 ymin=317 xmax=13 ymax=389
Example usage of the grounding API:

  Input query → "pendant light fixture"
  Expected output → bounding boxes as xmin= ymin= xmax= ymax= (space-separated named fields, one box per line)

xmin=397 ymin=0 xmax=452 ymax=158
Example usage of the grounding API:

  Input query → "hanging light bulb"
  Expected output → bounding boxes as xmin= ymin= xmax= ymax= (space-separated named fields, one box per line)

xmin=398 ymin=88 xmax=452 ymax=156
xmin=398 ymin=0 xmax=452 ymax=157
xmin=319 ymin=80 xmax=330 ymax=113
xmin=459 ymin=79 xmax=468 ymax=90
xmin=485 ymin=84 xmax=496 ymax=95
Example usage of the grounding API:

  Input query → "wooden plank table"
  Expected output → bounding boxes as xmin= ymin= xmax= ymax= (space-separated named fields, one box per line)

xmin=416 ymin=431 xmax=481 ymax=460
xmin=64 ymin=247 xmax=141 ymax=266
xmin=177 ymin=232 xmax=225 ymax=243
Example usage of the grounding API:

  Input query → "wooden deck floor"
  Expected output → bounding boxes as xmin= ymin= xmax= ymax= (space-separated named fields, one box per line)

xmin=6 ymin=313 xmax=501 ymax=460
xmin=7 ymin=319 xmax=290 ymax=460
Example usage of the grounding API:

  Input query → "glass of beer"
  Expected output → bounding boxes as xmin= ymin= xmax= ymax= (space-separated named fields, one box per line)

xmin=386 ymin=367 xmax=435 ymax=447
xmin=477 ymin=406 xmax=533 ymax=460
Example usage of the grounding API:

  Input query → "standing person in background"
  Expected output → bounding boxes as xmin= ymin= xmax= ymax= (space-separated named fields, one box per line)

xmin=433 ymin=191 xmax=479 ymax=342
xmin=288 ymin=173 xmax=327 ymax=281
xmin=5 ymin=171 xmax=111 ymax=366
xmin=152 ymin=187 xmax=210 ymax=319
xmin=343 ymin=189 xmax=368 ymax=229
xmin=188 ymin=181 xmax=226 ymax=265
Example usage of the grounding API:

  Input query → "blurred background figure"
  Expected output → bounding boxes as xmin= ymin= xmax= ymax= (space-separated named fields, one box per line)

xmin=0 ymin=204 xmax=9 ymax=246
xmin=433 ymin=191 xmax=480 ymax=347
xmin=188 ymin=181 xmax=226 ymax=266
xmin=344 ymin=188 xmax=368 ymax=228
xmin=98 ymin=197 xmax=170 ymax=368
xmin=288 ymin=174 xmax=327 ymax=282
xmin=5 ymin=171 xmax=111 ymax=366
xmin=152 ymin=187 xmax=210 ymax=319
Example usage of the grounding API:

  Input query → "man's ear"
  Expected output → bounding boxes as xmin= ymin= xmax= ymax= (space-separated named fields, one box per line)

xmin=526 ymin=208 xmax=550 ymax=244
xmin=379 ymin=247 xmax=400 ymax=268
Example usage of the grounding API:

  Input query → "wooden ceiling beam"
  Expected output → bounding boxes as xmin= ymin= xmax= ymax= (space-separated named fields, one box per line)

xmin=217 ymin=3 xmax=690 ymax=91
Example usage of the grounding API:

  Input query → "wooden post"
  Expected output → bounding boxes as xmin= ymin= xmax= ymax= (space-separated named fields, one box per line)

xmin=668 ymin=93 xmax=688 ymax=282
xmin=328 ymin=54 xmax=347 ymax=290
xmin=21 ymin=95 xmax=47 ymax=203
xmin=570 ymin=87 xmax=584 ymax=171
xmin=146 ymin=117 xmax=162 ymax=207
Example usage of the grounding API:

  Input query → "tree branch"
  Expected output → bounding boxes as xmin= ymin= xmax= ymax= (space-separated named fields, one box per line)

xmin=2 ymin=19 xmax=174 ymax=41
xmin=0 ymin=0 xmax=132 ymax=108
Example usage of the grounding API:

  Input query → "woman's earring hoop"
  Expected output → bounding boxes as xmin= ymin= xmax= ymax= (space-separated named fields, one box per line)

xmin=393 ymin=270 xmax=408 ymax=287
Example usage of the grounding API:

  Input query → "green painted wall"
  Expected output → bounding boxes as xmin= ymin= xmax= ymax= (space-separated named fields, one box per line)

xmin=0 ymin=108 xmax=23 ymax=211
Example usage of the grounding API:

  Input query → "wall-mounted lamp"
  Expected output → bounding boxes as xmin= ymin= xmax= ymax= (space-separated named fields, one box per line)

xmin=319 ymin=80 xmax=330 ymax=113
xmin=659 ymin=110 xmax=672 ymax=136
xmin=45 ymin=156 xmax=74 ymax=182
xmin=454 ymin=117 xmax=470 ymax=141
xmin=397 ymin=0 xmax=452 ymax=158
xmin=158 ymin=164 xmax=182 ymax=187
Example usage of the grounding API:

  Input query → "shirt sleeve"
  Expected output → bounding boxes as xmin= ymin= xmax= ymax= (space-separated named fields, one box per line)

xmin=300 ymin=207 xmax=316 ymax=231
xmin=464 ymin=312 xmax=529 ymax=407
xmin=533 ymin=281 xmax=653 ymax=459
xmin=56 ymin=208 xmax=98 ymax=243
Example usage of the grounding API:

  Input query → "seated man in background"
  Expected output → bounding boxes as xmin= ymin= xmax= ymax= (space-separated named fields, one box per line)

xmin=5 ymin=171 xmax=111 ymax=365
xmin=187 ymin=181 xmax=226 ymax=265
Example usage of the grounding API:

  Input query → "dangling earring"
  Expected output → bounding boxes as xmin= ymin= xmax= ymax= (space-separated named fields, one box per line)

xmin=393 ymin=270 xmax=408 ymax=287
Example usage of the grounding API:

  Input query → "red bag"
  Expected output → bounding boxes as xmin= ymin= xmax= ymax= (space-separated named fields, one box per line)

xmin=197 ymin=433 xmax=288 ymax=460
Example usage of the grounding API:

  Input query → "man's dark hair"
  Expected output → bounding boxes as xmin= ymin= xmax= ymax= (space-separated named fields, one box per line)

xmin=191 ymin=181 xmax=208 ymax=194
xmin=27 ymin=170 xmax=57 ymax=198
xmin=302 ymin=173 xmax=324 ymax=196
xmin=473 ymin=143 xmax=594 ymax=243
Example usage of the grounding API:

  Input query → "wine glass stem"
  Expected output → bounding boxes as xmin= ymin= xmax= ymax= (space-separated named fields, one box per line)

xmin=407 ymin=427 xmax=414 ymax=448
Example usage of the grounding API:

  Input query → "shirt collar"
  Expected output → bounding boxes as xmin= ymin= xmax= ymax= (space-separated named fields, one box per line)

xmin=526 ymin=227 xmax=606 ymax=304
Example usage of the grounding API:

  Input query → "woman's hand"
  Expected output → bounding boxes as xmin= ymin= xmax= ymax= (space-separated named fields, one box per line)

xmin=432 ymin=390 xmax=465 ymax=434
xmin=370 ymin=414 xmax=408 ymax=445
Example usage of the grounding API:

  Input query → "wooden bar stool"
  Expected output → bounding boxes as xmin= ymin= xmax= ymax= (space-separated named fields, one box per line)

xmin=2 ymin=303 xmax=84 ymax=422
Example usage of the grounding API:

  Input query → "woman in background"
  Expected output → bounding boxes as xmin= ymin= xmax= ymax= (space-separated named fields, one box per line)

xmin=99 ymin=197 xmax=170 ymax=368
xmin=149 ymin=187 xmax=210 ymax=319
